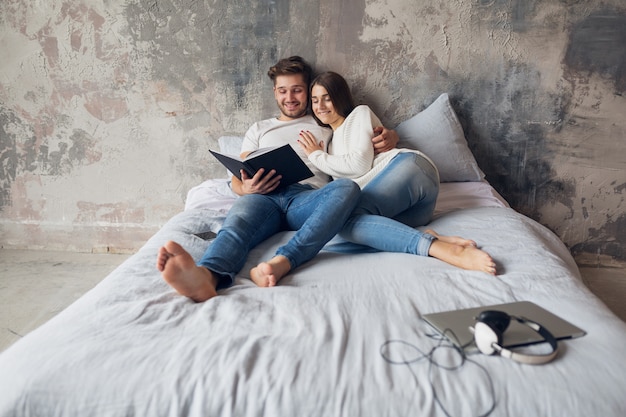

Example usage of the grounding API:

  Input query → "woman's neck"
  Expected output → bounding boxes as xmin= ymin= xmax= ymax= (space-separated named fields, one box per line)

xmin=330 ymin=117 xmax=345 ymax=131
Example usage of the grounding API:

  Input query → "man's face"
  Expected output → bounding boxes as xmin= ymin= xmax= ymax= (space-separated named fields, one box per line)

xmin=273 ymin=74 xmax=308 ymax=121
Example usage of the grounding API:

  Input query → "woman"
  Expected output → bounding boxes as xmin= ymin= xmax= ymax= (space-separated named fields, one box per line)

xmin=297 ymin=71 xmax=496 ymax=274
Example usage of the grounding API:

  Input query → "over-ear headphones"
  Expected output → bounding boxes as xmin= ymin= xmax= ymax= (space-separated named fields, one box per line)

xmin=470 ymin=310 xmax=558 ymax=365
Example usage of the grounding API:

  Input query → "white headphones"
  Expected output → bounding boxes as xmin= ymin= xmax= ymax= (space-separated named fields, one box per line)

xmin=471 ymin=310 xmax=559 ymax=365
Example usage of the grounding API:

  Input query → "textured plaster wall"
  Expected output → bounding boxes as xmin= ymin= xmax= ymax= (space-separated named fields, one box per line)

xmin=1 ymin=1 xmax=624 ymax=271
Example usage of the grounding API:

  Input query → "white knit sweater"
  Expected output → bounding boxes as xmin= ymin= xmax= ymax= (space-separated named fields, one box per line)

xmin=307 ymin=105 xmax=438 ymax=188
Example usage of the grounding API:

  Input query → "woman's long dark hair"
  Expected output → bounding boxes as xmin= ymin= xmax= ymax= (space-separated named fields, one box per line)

xmin=310 ymin=71 xmax=356 ymax=126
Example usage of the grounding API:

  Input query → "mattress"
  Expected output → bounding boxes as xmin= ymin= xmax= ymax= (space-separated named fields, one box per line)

xmin=1 ymin=180 xmax=625 ymax=417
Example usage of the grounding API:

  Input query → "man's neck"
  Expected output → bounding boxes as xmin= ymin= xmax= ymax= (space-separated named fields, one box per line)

xmin=277 ymin=113 xmax=309 ymax=122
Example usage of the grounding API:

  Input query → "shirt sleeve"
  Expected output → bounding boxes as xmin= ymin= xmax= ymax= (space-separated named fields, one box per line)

xmin=241 ymin=123 xmax=261 ymax=156
xmin=307 ymin=105 xmax=381 ymax=179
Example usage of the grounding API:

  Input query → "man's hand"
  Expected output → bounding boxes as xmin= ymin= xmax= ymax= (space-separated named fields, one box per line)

xmin=231 ymin=168 xmax=281 ymax=196
xmin=372 ymin=126 xmax=399 ymax=154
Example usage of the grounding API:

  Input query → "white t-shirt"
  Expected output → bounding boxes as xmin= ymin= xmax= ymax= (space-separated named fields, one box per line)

xmin=241 ymin=115 xmax=332 ymax=189
xmin=307 ymin=105 xmax=438 ymax=188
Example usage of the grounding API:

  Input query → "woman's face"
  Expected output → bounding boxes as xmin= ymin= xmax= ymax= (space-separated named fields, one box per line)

xmin=311 ymin=84 xmax=345 ymax=130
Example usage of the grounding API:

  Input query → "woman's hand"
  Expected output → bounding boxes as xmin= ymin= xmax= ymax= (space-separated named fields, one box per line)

xmin=297 ymin=130 xmax=325 ymax=156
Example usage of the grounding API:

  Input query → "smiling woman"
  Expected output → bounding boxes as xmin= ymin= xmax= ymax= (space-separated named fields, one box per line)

xmin=310 ymin=74 xmax=349 ymax=130
xmin=298 ymin=71 xmax=497 ymax=274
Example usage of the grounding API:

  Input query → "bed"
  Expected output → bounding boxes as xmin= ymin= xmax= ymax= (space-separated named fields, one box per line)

xmin=1 ymin=94 xmax=625 ymax=417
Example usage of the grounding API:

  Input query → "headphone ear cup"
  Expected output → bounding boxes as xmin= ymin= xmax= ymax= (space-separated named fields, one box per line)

xmin=477 ymin=310 xmax=511 ymax=334
xmin=474 ymin=321 xmax=502 ymax=355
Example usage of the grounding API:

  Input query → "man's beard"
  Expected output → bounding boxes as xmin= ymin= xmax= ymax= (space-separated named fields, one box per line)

xmin=278 ymin=102 xmax=307 ymax=119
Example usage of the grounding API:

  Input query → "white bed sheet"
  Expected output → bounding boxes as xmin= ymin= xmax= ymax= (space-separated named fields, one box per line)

xmin=1 ymin=182 xmax=625 ymax=417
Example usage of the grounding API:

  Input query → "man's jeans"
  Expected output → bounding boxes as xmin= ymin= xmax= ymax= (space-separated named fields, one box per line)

xmin=327 ymin=152 xmax=439 ymax=256
xmin=198 ymin=178 xmax=360 ymax=288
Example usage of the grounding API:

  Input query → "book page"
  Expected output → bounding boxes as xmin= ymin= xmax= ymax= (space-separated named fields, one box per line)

xmin=245 ymin=145 xmax=279 ymax=159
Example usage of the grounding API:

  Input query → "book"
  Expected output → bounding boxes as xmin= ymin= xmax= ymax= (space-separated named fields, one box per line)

xmin=210 ymin=144 xmax=314 ymax=189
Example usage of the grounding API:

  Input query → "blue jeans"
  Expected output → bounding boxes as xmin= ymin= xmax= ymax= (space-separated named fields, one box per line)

xmin=326 ymin=152 xmax=439 ymax=255
xmin=198 ymin=178 xmax=360 ymax=288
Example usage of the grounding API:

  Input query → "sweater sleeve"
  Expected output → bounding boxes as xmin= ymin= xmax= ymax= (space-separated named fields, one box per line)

xmin=307 ymin=105 xmax=381 ymax=179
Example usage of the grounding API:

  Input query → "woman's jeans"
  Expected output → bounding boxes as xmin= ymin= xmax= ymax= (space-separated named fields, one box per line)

xmin=198 ymin=178 xmax=360 ymax=288
xmin=326 ymin=152 xmax=439 ymax=256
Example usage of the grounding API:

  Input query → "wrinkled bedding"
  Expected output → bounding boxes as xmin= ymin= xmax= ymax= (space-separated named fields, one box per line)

xmin=1 ymin=184 xmax=625 ymax=417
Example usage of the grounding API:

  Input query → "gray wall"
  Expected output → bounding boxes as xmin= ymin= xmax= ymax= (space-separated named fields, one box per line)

xmin=1 ymin=1 xmax=624 ymax=275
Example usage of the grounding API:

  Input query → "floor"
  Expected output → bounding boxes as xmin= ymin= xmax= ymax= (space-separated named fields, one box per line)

xmin=1 ymin=249 xmax=624 ymax=353
xmin=0 ymin=249 xmax=130 ymax=353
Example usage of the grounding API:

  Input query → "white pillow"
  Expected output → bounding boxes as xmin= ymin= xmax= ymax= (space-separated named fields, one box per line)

xmin=216 ymin=136 xmax=245 ymax=177
xmin=218 ymin=136 xmax=244 ymax=156
xmin=395 ymin=93 xmax=484 ymax=182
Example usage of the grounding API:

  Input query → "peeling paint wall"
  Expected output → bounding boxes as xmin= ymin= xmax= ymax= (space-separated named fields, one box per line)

xmin=1 ymin=1 xmax=624 ymax=268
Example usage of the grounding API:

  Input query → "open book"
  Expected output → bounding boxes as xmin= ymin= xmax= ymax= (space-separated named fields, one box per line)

xmin=210 ymin=144 xmax=314 ymax=189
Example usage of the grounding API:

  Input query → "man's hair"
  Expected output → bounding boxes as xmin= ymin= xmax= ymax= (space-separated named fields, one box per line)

xmin=310 ymin=71 xmax=356 ymax=123
xmin=267 ymin=56 xmax=313 ymax=86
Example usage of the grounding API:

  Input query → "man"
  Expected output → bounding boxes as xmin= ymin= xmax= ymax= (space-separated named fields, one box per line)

xmin=156 ymin=56 xmax=399 ymax=301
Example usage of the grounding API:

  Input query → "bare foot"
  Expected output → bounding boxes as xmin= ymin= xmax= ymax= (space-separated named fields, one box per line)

xmin=428 ymin=240 xmax=497 ymax=275
xmin=156 ymin=241 xmax=218 ymax=302
xmin=250 ymin=255 xmax=291 ymax=287
xmin=425 ymin=229 xmax=477 ymax=247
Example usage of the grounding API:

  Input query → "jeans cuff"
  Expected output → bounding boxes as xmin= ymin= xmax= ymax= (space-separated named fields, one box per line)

xmin=416 ymin=232 xmax=436 ymax=257
xmin=215 ymin=273 xmax=233 ymax=291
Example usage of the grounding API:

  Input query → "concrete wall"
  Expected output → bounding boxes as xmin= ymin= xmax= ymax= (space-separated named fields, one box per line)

xmin=1 ymin=1 xmax=624 ymax=273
